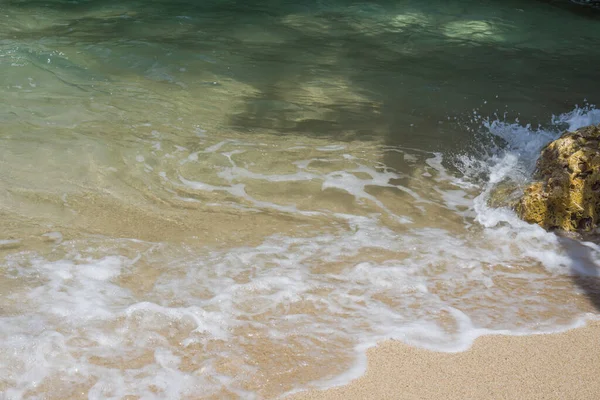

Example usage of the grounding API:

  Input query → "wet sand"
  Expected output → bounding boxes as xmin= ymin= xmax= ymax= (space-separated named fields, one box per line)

xmin=290 ymin=321 xmax=600 ymax=400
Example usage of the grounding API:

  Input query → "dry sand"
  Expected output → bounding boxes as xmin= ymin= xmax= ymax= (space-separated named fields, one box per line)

xmin=290 ymin=321 xmax=600 ymax=400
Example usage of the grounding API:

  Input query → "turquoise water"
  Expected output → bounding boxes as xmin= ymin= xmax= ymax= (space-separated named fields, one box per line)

xmin=3 ymin=0 xmax=600 ymax=146
xmin=1 ymin=1 xmax=600 ymax=399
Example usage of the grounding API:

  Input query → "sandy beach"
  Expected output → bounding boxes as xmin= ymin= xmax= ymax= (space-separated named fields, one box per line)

xmin=290 ymin=321 xmax=600 ymax=400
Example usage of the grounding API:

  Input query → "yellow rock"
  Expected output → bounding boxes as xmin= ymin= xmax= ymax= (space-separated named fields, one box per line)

xmin=516 ymin=124 xmax=600 ymax=232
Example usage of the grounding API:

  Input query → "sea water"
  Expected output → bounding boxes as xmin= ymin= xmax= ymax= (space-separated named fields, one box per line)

xmin=1 ymin=0 xmax=600 ymax=398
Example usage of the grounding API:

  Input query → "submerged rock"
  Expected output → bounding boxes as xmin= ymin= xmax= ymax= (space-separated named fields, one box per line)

xmin=516 ymin=124 xmax=600 ymax=232
xmin=487 ymin=179 xmax=521 ymax=209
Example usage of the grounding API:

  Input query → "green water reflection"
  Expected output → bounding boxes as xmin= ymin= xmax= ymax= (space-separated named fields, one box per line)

xmin=1 ymin=0 xmax=600 ymax=151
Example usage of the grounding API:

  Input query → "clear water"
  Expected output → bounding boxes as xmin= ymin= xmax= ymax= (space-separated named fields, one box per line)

xmin=1 ymin=1 xmax=600 ymax=398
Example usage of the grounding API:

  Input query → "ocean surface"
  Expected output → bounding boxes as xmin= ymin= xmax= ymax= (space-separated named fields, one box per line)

xmin=1 ymin=0 xmax=600 ymax=398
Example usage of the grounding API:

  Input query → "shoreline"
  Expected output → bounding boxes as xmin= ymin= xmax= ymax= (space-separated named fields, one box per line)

xmin=288 ymin=320 xmax=600 ymax=400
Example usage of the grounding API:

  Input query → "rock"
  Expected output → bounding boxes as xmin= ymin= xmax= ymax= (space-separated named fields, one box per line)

xmin=516 ymin=124 xmax=600 ymax=232
xmin=487 ymin=179 xmax=521 ymax=209
xmin=571 ymin=0 xmax=600 ymax=8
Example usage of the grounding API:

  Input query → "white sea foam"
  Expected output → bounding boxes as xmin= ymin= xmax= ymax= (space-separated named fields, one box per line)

xmin=0 ymin=239 xmax=20 ymax=248
xmin=2 ymin=211 xmax=598 ymax=398
xmin=2 ymin=107 xmax=600 ymax=398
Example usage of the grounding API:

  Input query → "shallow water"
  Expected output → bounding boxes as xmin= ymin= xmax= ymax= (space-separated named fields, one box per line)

xmin=1 ymin=1 xmax=600 ymax=398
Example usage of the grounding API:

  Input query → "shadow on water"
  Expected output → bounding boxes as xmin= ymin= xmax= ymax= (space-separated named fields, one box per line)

xmin=5 ymin=0 xmax=600 ymax=157
xmin=574 ymin=273 xmax=600 ymax=311
xmin=557 ymin=234 xmax=600 ymax=311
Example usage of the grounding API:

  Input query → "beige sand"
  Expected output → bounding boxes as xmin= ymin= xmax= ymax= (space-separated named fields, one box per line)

xmin=290 ymin=321 xmax=600 ymax=400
